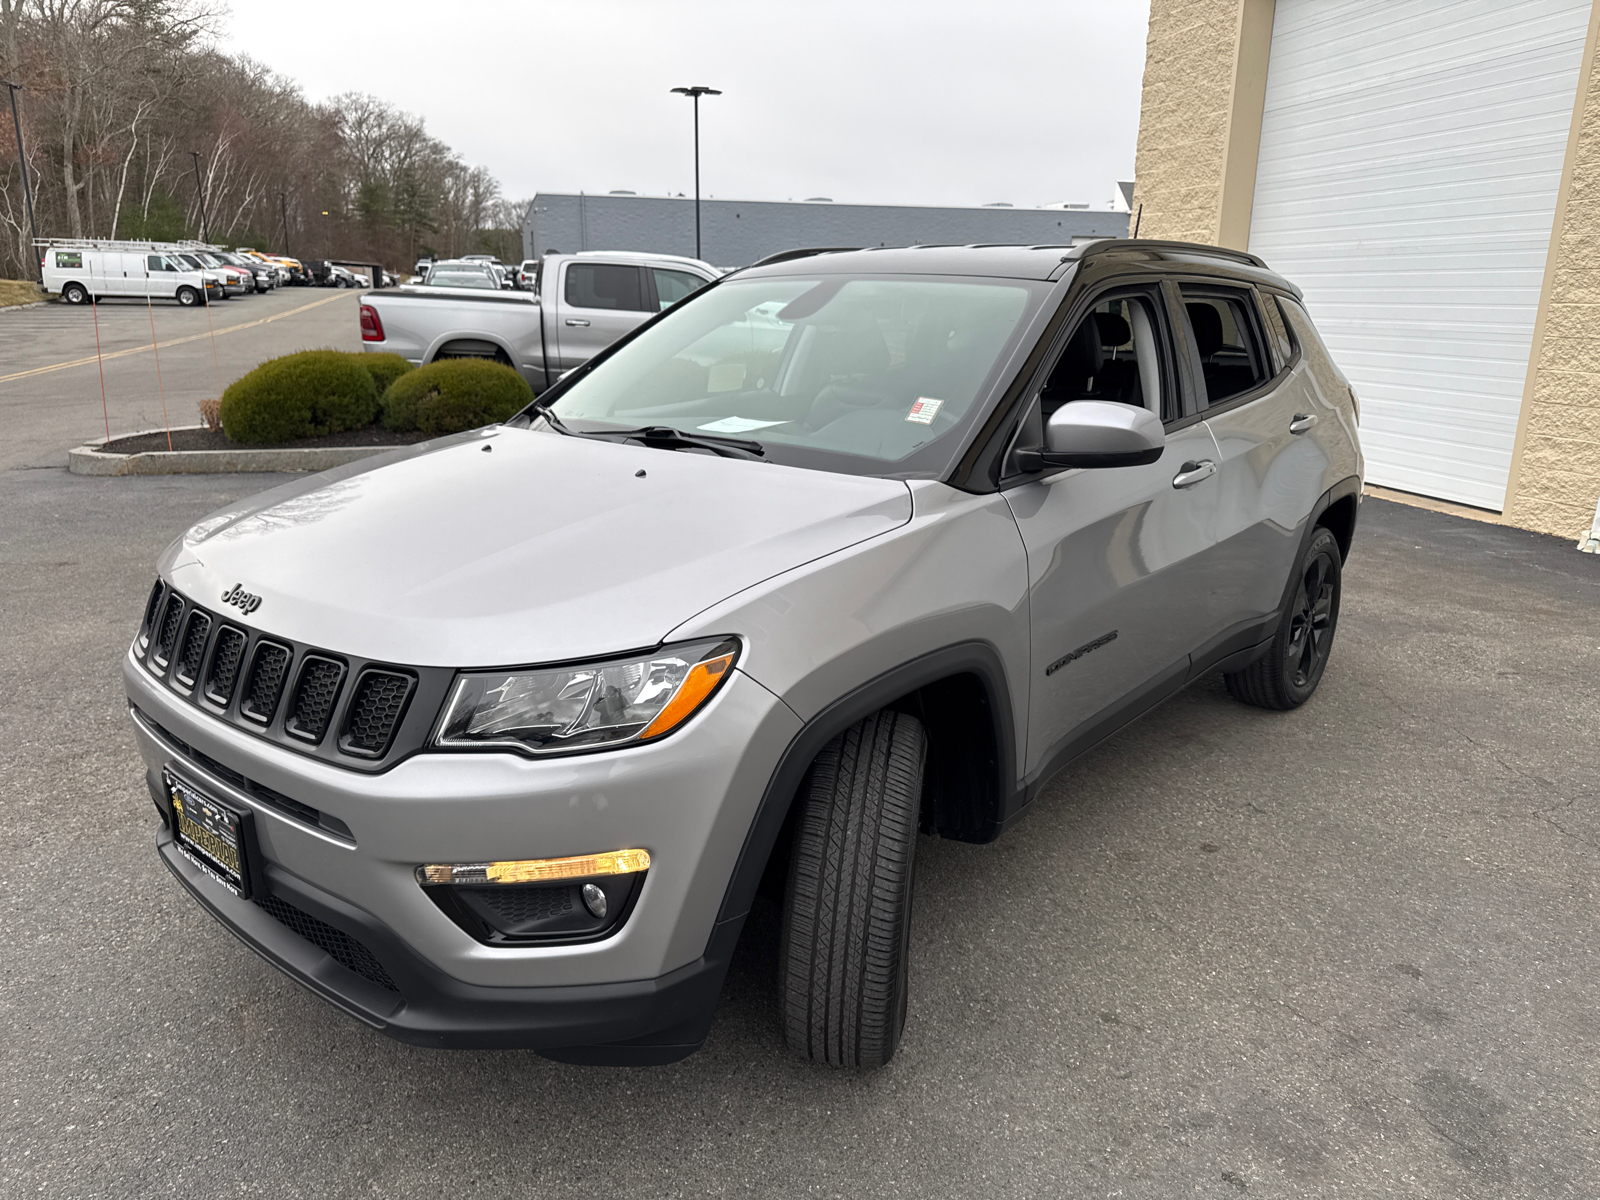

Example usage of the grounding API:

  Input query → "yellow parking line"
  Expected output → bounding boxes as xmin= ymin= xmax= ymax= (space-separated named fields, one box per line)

xmin=0 ymin=291 xmax=354 ymax=385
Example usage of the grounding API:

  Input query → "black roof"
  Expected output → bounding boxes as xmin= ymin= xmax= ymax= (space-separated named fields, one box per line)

xmin=739 ymin=239 xmax=1296 ymax=293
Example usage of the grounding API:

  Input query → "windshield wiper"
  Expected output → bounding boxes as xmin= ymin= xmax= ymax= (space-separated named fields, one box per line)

xmin=570 ymin=424 xmax=765 ymax=460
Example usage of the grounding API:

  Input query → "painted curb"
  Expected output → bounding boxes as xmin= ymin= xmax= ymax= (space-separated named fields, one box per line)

xmin=69 ymin=426 xmax=391 ymax=476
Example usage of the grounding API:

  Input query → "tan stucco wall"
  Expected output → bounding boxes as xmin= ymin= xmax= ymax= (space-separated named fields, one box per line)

xmin=1504 ymin=6 xmax=1600 ymax=540
xmin=1129 ymin=0 xmax=1241 ymax=242
xmin=1129 ymin=0 xmax=1273 ymax=248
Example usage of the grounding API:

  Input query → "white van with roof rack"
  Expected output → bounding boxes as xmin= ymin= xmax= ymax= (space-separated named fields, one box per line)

xmin=39 ymin=239 xmax=221 ymax=307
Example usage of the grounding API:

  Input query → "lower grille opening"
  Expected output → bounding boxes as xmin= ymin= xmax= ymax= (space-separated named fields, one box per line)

xmin=254 ymin=893 xmax=399 ymax=993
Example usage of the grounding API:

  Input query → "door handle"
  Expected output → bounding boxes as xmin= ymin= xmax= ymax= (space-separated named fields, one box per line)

xmin=1289 ymin=412 xmax=1318 ymax=434
xmin=565 ymin=318 xmax=590 ymax=327
xmin=1171 ymin=459 xmax=1217 ymax=489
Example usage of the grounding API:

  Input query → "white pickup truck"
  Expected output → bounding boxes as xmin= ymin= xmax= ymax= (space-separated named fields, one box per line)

xmin=359 ymin=250 xmax=719 ymax=391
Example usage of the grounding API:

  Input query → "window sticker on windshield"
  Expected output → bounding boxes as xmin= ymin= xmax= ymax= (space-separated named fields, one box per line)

xmin=906 ymin=397 xmax=944 ymax=425
xmin=698 ymin=416 xmax=788 ymax=434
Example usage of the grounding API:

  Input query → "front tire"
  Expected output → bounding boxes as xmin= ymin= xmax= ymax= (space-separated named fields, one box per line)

xmin=62 ymin=282 xmax=88 ymax=305
xmin=780 ymin=709 xmax=925 ymax=1068
xmin=1225 ymin=525 xmax=1342 ymax=710
xmin=176 ymin=286 xmax=200 ymax=307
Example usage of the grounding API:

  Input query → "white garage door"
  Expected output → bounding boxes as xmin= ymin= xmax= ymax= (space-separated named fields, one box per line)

xmin=1248 ymin=0 xmax=1592 ymax=510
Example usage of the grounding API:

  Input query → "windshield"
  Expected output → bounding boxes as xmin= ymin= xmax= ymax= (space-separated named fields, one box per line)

xmin=547 ymin=275 xmax=1040 ymax=475
xmin=176 ymin=254 xmax=205 ymax=270
xmin=425 ymin=267 xmax=496 ymax=289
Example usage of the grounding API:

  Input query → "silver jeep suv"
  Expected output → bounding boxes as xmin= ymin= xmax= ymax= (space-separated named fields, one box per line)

xmin=125 ymin=240 xmax=1362 ymax=1067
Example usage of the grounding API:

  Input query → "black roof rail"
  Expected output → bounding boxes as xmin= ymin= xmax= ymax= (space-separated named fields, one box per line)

xmin=749 ymin=246 xmax=861 ymax=267
xmin=1076 ymin=238 xmax=1268 ymax=269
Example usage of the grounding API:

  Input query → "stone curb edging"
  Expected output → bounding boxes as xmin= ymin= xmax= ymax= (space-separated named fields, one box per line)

xmin=69 ymin=426 xmax=391 ymax=476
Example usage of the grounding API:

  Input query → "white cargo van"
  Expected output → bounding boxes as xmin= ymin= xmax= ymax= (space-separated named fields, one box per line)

xmin=40 ymin=243 xmax=220 ymax=307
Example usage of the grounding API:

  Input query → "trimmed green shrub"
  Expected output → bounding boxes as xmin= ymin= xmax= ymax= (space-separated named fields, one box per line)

xmin=381 ymin=359 xmax=533 ymax=435
xmin=355 ymin=352 xmax=414 ymax=396
xmin=220 ymin=350 xmax=379 ymax=444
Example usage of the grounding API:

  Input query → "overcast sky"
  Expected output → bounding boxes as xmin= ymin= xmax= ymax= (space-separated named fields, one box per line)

xmin=221 ymin=0 xmax=1150 ymax=211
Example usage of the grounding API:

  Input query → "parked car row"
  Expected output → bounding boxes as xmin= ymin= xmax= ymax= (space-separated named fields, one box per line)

xmin=37 ymin=239 xmax=309 ymax=306
xmin=410 ymin=254 xmax=531 ymax=289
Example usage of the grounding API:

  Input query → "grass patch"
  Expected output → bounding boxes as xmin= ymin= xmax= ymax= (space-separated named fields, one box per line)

xmin=0 ymin=279 xmax=46 ymax=309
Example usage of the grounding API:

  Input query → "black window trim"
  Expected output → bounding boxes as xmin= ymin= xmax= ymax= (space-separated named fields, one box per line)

xmin=996 ymin=277 xmax=1183 ymax=486
xmin=1169 ymin=278 xmax=1286 ymax=422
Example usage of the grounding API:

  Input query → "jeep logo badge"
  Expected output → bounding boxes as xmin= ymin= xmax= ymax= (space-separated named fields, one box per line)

xmin=221 ymin=584 xmax=262 ymax=614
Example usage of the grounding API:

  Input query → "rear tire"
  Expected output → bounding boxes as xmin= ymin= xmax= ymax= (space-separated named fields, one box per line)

xmin=62 ymin=282 xmax=88 ymax=305
xmin=176 ymin=286 xmax=200 ymax=307
xmin=1225 ymin=525 xmax=1342 ymax=710
xmin=780 ymin=709 xmax=925 ymax=1068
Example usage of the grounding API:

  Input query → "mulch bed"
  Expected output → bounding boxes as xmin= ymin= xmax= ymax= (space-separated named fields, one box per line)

xmin=102 ymin=426 xmax=431 ymax=454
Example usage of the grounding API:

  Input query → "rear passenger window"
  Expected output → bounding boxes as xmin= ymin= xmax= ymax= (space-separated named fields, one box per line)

xmin=565 ymin=263 xmax=646 ymax=311
xmin=1259 ymin=293 xmax=1294 ymax=369
xmin=1179 ymin=286 xmax=1269 ymax=407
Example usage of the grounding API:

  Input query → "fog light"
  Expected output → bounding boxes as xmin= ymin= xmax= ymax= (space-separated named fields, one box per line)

xmin=581 ymin=883 xmax=607 ymax=918
xmin=416 ymin=848 xmax=650 ymax=886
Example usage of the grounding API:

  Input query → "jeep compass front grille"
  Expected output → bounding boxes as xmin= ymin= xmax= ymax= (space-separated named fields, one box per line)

xmin=132 ymin=583 xmax=444 ymax=771
xmin=204 ymin=626 xmax=247 ymax=705
xmin=173 ymin=611 xmax=211 ymax=689
xmin=241 ymin=642 xmax=291 ymax=723
xmin=341 ymin=670 xmax=413 ymax=757
xmin=151 ymin=593 xmax=184 ymax=668
xmin=138 ymin=581 xmax=165 ymax=649
xmin=285 ymin=656 xmax=345 ymax=743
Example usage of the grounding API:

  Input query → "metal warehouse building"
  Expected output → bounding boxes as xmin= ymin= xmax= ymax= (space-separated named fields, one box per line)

xmin=1131 ymin=0 xmax=1600 ymax=544
xmin=521 ymin=193 xmax=1130 ymax=270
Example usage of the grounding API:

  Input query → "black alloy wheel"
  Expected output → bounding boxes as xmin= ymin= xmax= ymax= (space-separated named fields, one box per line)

xmin=1225 ymin=525 xmax=1342 ymax=710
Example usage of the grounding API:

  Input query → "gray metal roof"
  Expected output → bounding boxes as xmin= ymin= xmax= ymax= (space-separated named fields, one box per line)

xmin=523 ymin=192 xmax=1129 ymax=268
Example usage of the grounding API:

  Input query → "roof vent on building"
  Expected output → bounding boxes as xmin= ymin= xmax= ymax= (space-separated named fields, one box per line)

xmin=608 ymin=190 xmax=637 ymax=195
xmin=804 ymin=197 xmax=833 ymax=202
xmin=983 ymin=202 xmax=1013 ymax=208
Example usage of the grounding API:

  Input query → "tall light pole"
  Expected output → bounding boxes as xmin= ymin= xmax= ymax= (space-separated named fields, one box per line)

xmin=190 ymin=151 xmax=210 ymax=242
xmin=3 ymin=81 xmax=40 ymax=282
xmin=670 ymin=85 xmax=720 ymax=261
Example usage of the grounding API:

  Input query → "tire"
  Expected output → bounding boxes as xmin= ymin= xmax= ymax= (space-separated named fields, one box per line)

xmin=62 ymin=282 xmax=88 ymax=305
xmin=780 ymin=709 xmax=926 ymax=1068
xmin=1225 ymin=525 xmax=1342 ymax=710
xmin=176 ymin=286 xmax=200 ymax=307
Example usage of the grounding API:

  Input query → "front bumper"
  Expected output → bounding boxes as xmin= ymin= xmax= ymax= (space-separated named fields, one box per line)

xmin=152 ymin=812 xmax=733 ymax=1061
xmin=126 ymin=653 xmax=801 ymax=1059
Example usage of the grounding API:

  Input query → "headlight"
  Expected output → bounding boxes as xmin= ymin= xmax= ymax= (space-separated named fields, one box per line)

xmin=434 ymin=638 xmax=739 ymax=756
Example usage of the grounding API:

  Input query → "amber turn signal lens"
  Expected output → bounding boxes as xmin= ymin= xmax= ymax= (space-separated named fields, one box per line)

xmin=417 ymin=848 xmax=651 ymax=887
xmin=639 ymin=651 xmax=735 ymax=739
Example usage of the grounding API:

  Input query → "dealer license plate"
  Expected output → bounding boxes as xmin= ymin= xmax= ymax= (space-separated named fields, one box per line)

xmin=165 ymin=770 xmax=251 ymax=897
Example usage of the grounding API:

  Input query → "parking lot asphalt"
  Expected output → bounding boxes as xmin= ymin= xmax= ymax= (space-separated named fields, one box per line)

xmin=0 ymin=289 xmax=362 ymax=471
xmin=2 ymin=463 xmax=1598 ymax=1198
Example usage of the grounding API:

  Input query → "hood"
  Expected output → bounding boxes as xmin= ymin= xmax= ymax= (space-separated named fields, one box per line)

xmin=163 ymin=427 xmax=911 ymax=668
